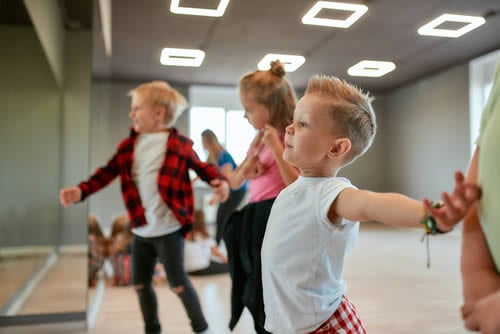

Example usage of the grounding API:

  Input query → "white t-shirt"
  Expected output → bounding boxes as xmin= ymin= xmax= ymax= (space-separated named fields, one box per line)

xmin=261 ymin=176 xmax=359 ymax=334
xmin=131 ymin=132 xmax=181 ymax=237
xmin=184 ymin=236 xmax=215 ymax=272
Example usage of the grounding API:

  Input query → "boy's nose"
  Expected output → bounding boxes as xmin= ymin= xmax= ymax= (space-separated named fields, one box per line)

xmin=285 ymin=123 xmax=294 ymax=134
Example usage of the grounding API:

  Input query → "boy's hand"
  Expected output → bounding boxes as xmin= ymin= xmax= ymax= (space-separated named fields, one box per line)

xmin=59 ymin=187 xmax=82 ymax=207
xmin=423 ymin=171 xmax=481 ymax=232
xmin=462 ymin=291 xmax=500 ymax=334
xmin=209 ymin=179 xmax=229 ymax=204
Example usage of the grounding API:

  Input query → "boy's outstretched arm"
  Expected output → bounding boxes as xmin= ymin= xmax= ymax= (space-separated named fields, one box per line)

xmin=59 ymin=152 xmax=121 ymax=207
xmin=329 ymin=171 xmax=480 ymax=229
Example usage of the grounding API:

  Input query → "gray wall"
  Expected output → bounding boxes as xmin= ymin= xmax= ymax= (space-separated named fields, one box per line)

xmin=60 ymin=30 xmax=92 ymax=245
xmin=382 ymin=64 xmax=470 ymax=199
xmin=338 ymin=98 xmax=387 ymax=191
xmin=0 ymin=26 xmax=61 ymax=247
xmin=0 ymin=26 xmax=92 ymax=248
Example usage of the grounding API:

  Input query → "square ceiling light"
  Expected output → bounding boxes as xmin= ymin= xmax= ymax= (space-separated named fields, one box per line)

xmin=418 ymin=14 xmax=485 ymax=38
xmin=347 ymin=60 xmax=396 ymax=77
xmin=302 ymin=1 xmax=368 ymax=28
xmin=170 ymin=0 xmax=230 ymax=17
xmin=160 ymin=48 xmax=205 ymax=67
xmin=257 ymin=54 xmax=306 ymax=72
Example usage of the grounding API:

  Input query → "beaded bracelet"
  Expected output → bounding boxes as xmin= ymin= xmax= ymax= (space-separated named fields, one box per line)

xmin=420 ymin=201 xmax=443 ymax=268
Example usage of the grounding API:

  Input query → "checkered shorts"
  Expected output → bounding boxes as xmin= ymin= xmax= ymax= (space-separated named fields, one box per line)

xmin=309 ymin=296 xmax=366 ymax=334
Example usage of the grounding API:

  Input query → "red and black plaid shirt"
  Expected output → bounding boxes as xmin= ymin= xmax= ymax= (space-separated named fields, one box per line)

xmin=78 ymin=128 xmax=222 ymax=235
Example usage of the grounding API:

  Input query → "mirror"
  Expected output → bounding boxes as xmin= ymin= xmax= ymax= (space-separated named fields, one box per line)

xmin=0 ymin=0 xmax=91 ymax=327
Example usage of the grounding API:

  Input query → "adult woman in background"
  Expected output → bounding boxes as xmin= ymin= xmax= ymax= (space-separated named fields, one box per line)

xmin=201 ymin=129 xmax=248 ymax=245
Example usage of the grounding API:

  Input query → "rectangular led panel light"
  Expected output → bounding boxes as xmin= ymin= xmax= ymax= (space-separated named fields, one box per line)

xmin=257 ymin=54 xmax=306 ymax=72
xmin=302 ymin=1 xmax=368 ymax=28
xmin=160 ymin=48 xmax=205 ymax=67
xmin=170 ymin=0 xmax=230 ymax=17
xmin=347 ymin=60 xmax=396 ymax=77
xmin=418 ymin=14 xmax=485 ymax=38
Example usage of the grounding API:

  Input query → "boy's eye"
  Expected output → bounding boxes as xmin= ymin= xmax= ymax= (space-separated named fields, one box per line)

xmin=298 ymin=121 xmax=307 ymax=128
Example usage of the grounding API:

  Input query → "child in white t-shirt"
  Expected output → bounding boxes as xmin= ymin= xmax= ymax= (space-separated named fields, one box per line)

xmin=185 ymin=210 xmax=228 ymax=275
xmin=261 ymin=75 xmax=481 ymax=334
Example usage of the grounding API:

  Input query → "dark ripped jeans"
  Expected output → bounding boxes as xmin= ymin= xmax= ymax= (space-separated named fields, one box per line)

xmin=132 ymin=231 xmax=208 ymax=334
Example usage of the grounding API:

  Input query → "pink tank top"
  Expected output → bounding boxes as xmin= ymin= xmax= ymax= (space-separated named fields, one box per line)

xmin=248 ymin=135 xmax=286 ymax=203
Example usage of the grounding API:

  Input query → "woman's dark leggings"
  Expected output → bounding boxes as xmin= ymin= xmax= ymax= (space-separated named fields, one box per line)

xmin=132 ymin=231 xmax=208 ymax=334
xmin=215 ymin=189 xmax=247 ymax=244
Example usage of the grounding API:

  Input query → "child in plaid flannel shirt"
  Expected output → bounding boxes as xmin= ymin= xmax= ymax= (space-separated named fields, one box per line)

xmin=261 ymin=75 xmax=481 ymax=334
xmin=60 ymin=81 xmax=229 ymax=334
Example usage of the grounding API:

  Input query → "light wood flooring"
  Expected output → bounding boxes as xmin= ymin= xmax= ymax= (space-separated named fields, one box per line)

xmin=0 ymin=255 xmax=47 ymax=310
xmin=3 ymin=223 xmax=473 ymax=333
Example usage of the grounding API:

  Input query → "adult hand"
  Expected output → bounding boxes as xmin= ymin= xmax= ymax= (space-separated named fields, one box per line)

xmin=423 ymin=171 xmax=481 ymax=232
xmin=59 ymin=187 xmax=82 ymax=207
xmin=462 ymin=291 xmax=500 ymax=334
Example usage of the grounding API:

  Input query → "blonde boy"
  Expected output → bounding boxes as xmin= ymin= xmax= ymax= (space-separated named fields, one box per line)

xmin=261 ymin=75 xmax=480 ymax=333
xmin=60 ymin=81 xmax=228 ymax=334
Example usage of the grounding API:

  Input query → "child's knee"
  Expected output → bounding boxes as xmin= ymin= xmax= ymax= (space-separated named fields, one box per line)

xmin=171 ymin=285 xmax=185 ymax=294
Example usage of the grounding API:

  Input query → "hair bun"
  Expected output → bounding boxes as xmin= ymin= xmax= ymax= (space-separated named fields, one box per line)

xmin=269 ymin=60 xmax=286 ymax=78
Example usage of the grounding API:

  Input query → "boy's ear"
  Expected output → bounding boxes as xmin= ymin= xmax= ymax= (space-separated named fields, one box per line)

xmin=155 ymin=104 xmax=165 ymax=118
xmin=155 ymin=105 xmax=171 ymax=125
xmin=328 ymin=137 xmax=351 ymax=158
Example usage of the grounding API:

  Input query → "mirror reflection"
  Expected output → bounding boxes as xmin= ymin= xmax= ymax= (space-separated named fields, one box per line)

xmin=0 ymin=0 xmax=91 ymax=325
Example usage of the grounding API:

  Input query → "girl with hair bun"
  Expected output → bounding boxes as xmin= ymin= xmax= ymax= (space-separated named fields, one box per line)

xmin=222 ymin=60 xmax=299 ymax=333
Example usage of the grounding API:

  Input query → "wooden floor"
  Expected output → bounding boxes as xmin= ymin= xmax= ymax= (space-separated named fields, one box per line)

xmin=0 ymin=256 xmax=46 ymax=310
xmin=3 ymin=223 xmax=472 ymax=333
xmin=19 ymin=254 xmax=87 ymax=315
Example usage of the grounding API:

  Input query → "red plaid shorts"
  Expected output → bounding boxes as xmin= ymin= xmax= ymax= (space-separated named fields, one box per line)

xmin=309 ymin=296 xmax=366 ymax=334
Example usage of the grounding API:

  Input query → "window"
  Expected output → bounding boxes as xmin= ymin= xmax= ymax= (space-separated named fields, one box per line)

xmin=226 ymin=110 xmax=255 ymax=164
xmin=189 ymin=107 xmax=255 ymax=164
xmin=189 ymin=107 xmax=225 ymax=162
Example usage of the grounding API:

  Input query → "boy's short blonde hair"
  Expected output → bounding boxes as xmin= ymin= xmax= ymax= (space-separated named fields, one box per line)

xmin=128 ymin=81 xmax=188 ymax=127
xmin=305 ymin=75 xmax=376 ymax=165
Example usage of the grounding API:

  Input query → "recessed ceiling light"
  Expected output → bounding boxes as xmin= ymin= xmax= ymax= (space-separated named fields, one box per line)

xmin=347 ymin=60 xmax=396 ymax=77
xmin=170 ymin=0 xmax=230 ymax=17
xmin=302 ymin=1 xmax=368 ymax=28
xmin=160 ymin=48 xmax=205 ymax=67
xmin=418 ymin=14 xmax=485 ymax=38
xmin=257 ymin=54 xmax=306 ymax=72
